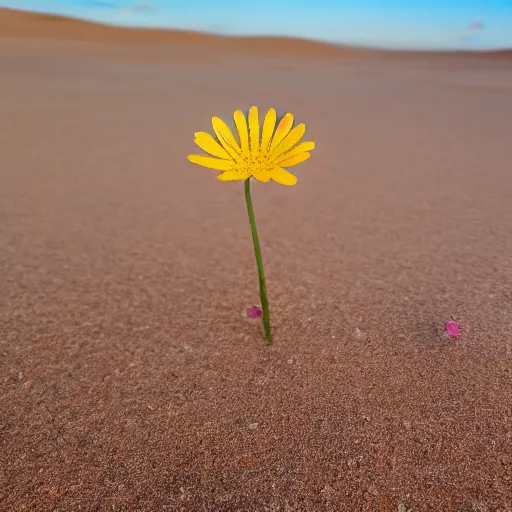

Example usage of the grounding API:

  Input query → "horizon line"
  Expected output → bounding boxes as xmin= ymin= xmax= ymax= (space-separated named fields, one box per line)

xmin=2 ymin=7 xmax=512 ymax=54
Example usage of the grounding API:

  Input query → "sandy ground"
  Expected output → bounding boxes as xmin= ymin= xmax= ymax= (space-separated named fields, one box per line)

xmin=1 ymin=9 xmax=512 ymax=512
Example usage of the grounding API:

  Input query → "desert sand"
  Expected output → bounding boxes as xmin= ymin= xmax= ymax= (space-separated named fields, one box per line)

xmin=1 ymin=8 xmax=512 ymax=512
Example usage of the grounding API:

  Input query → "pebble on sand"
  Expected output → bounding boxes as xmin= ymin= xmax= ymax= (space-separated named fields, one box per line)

xmin=247 ymin=306 xmax=263 ymax=319
xmin=444 ymin=319 xmax=460 ymax=338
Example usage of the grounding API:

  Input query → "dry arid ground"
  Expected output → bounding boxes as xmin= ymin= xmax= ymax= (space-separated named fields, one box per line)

xmin=1 ymin=9 xmax=512 ymax=512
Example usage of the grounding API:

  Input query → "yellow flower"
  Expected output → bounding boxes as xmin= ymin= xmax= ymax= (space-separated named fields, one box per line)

xmin=187 ymin=106 xmax=315 ymax=186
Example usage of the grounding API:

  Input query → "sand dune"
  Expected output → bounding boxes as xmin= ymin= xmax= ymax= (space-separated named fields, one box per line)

xmin=0 ymin=7 xmax=371 ymax=59
xmin=1 ymin=7 xmax=510 ymax=60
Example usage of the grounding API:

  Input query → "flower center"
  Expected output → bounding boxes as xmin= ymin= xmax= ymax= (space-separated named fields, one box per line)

xmin=232 ymin=151 xmax=273 ymax=176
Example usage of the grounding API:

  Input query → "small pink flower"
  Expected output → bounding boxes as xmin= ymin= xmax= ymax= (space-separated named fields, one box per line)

xmin=248 ymin=306 xmax=263 ymax=319
xmin=444 ymin=319 xmax=460 ymax=337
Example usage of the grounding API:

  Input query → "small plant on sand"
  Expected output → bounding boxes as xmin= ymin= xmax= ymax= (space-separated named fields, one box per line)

xmin=187 ymin=106 xmax=315 ymax=344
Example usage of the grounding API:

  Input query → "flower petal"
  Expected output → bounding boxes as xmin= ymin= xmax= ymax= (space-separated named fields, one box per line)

xmin=217 ymin=171 xmax=247 ymax=182
xmin=187 ymin=154 xmax=233 ymax=171
xmin=248 ymin=106 xmax=260 ymax=156
xmin=261 ymin=108 xmax=277 ymax=152
xmin=269 ymin=113 xmax=294 ymax=153
xmin=276 ymin=151 xmax=311 ymax=168
xmin=253 ymin=169 xmax=271 ymax=182
xmin=270 ymin=166 xmax=298 ymax=186
xmin=233 ymin=110 xmax=249 ymax=155
xmin=193 ymin=132 xmax=232 ymax=159
xmin=274 ymin=141 xmax=315 ymax=165
xmin=271 ymin=123 xmax=306 ymax=160
xmin=212 ymin=116 xmax=241 ymax=159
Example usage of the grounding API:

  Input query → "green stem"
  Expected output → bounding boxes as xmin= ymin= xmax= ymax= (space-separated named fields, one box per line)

xmin=244 ymin=178 xmax=272 ymax=345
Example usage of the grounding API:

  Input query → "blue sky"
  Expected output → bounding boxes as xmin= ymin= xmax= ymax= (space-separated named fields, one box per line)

xmin=4 ymin=0 xmax=512 ymax=50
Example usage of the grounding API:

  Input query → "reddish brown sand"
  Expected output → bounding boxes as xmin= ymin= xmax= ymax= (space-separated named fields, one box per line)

xmin=1 ymin=9 xmax=512 ymax=512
